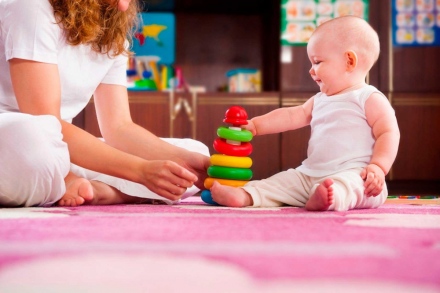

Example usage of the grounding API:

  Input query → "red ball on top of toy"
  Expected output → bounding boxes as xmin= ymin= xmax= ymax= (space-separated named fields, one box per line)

xmin=223 ymin=106 xmax=248 ymax=127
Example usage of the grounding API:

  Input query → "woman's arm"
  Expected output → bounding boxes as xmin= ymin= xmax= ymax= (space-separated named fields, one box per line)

xmin=93 ymin=83 xmax=210 ymax=189
xmin=9 ymin=59 xmax=198 ymax=199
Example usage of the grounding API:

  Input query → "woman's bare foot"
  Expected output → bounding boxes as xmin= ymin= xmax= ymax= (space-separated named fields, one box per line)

xmin=87 ymin=180 xmax=142 ymax=205
xmin=210 ymin=181 xmax=253 ymax=207
xmin=57 ymin=172 xmax=94 ymax=207
xmin=305 ymin=178 xmax=334 ymax=211
xmin=57 ymin=172 xmax=142 ymax=207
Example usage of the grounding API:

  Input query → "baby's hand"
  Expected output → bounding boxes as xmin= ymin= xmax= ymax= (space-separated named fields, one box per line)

xmin=360 ymin=164 xmax=385 ymax=197
xmin=243 ymin=120 xmax=257 ymax=136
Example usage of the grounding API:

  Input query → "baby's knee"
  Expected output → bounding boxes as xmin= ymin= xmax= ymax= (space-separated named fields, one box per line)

xmin=330 ymin=177 xmax=387 ymax=211
xmin=326 ymin=178 xmax=362 ymax=211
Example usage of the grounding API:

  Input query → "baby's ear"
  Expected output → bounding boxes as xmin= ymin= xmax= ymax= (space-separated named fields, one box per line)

xmin=345 ymin=50 xmax=358 ymax=72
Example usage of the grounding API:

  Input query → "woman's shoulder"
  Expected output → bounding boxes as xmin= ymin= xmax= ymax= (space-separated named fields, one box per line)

xmin=2 ymin=0 xmax=55 ymax=22
xmin=2 ymin=0 xmax=61 ymax=63
xmin=3 ymin=0 xmax=51 ymax=10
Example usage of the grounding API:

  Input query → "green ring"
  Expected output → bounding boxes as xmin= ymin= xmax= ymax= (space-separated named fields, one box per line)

xmin=207 ymin=166 xmax=253 ymax=180
xmin=217 ymin=126 xmax=253 ymax=142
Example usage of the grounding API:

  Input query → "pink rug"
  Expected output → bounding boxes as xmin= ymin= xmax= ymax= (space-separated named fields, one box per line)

xmin=1 ymin=196 xmax=439 ymax=292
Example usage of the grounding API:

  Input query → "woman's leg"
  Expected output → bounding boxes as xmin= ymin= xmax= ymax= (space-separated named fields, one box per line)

xmin=67 ymin=138 xmax=210 ymax=205
xmin=0 ymin=113 xmax=70 ymax=207
xmin=59 ymin=171 xmax=140 ymax=206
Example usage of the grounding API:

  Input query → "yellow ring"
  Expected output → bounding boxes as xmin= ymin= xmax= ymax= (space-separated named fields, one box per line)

xmin=204 ymin=177 xmax=249 ymax=189
xmin=210 ymin=154 xmax=252 ymax=168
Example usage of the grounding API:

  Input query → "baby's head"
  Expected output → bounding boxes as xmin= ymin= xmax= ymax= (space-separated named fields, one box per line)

xmin=308 ymin=16 xmax=380 ymax=72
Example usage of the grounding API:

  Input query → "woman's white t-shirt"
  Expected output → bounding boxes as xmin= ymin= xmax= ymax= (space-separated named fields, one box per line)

xmin=0 ymin=0 xmax=127 ymax=122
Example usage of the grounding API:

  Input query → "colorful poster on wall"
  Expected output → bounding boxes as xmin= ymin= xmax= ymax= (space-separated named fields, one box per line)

xmin=131 ymin=13 xmax=175 ymax=65
xmin=281 ymin=0 xmax=370 ymax=46
xmin=392 ymin=0 xmax=440 ymax=46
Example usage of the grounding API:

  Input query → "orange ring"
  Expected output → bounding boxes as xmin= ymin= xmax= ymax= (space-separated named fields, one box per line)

xmin=204 ymin=177 xmax=249 ymax=189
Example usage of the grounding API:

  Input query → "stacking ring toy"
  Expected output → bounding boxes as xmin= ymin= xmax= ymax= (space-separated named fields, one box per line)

xmin=201 ymin=190 xmax=218 ymax=205
xmin=210 ymin=154 xmax=252 ymax=168
xmin=208 ymin=165 xmax=253 ymax=180
xmin=213 ymin=138 xmax=252 ymax=156
xmin=217 ymin=126 xmax=253 ymax=142
xmin=204 ymin=177 xmax=249 ymax=189
xmin=223 ymin=106 xmax=248 ymax=126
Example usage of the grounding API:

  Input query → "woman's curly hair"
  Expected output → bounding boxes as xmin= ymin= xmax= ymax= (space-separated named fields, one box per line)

xmin=49 ymin=0 xmax=140 ymax=57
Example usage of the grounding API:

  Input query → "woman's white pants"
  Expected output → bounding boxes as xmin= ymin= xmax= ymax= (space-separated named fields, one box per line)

xmin=0 ymin=113 xmax=209 ymax=207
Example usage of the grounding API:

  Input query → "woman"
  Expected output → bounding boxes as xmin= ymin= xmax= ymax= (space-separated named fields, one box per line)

xmin=0 ymin=0 xmax=210 ymax=207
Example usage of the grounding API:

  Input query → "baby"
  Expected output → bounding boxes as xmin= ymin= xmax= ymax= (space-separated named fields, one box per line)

xmin=210 ymin=16 xmax=400 ymax=211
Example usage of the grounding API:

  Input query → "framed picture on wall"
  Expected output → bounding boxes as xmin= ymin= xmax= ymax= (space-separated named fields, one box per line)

xmin=281 ymin=0 xmax=370 ymax=46
xmin=392 ymin=0 xmax=440 ymax=46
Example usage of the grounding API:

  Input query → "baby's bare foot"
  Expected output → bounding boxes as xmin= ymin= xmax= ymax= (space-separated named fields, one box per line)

xmin=210 ymin=181 xmax=253 ymax=207
xmin=57 ymin=172 xmax=94 ymax=207
xmin=305 ymin=178 xmax=334 ymax=211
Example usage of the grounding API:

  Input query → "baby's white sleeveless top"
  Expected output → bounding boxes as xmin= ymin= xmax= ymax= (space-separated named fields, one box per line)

xmin=297 ymin=85 xmax=389 ymax=177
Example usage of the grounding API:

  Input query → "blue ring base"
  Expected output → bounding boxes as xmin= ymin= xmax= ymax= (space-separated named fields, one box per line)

xmin=201 ymin=190 xmax=219 ymax=205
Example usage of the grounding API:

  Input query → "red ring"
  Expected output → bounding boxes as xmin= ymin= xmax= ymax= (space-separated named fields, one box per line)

xmin=213 ymin=138 xmax=252 ymax=156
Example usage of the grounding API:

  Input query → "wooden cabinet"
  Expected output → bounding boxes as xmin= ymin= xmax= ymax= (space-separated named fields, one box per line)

xmin=391 ymin=94 xmax=440 ymax=180
xmin=83 ymin=92 xmax=169 ymax=137
xmin=376 ymin=3 xmax=440 ymax=181
xmin=173 ymin=0 xmax=280 ymax=92
xmin=74 ymin=0 xmax=440 ymax=189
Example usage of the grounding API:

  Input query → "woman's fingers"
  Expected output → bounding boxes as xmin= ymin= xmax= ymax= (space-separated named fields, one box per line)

xmin=142 ymin=160 xmax=198 ymax=200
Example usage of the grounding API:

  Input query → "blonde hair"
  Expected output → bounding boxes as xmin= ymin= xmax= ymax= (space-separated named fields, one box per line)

xmin=313 ymin=16 xmax=380 ymax=71
xmin=49 ymin=0 xmax=140 ymax=57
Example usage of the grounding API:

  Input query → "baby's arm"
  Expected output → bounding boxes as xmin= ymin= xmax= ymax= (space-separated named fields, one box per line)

xmin=362 ymin=93 xmax=400 ymax=196
xmin=245 ymin=97 xmax=314 ymax=136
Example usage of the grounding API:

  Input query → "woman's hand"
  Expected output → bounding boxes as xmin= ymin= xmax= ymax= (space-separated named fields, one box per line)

xmin=174 ymin=151 xmax=210 ymax=190
xmin=140 ymin=160 xmax=199 ymax=201
xmin=360 ymin=164 xmax=385 ymax=197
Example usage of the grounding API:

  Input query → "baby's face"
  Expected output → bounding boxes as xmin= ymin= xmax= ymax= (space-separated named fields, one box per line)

xmin=307 ymin=33 xmax=350 ymax=96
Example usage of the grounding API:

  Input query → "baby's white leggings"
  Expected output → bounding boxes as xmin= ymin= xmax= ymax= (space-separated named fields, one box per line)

xmin=0 ymin=113 xmax=209 ymax=207
xmin=242 ymin=167 xmax=387 ymax=211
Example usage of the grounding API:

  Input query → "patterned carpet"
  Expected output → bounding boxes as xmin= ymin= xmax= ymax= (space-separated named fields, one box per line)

xmin=0 ymin=196 xmax=439 ymax=292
